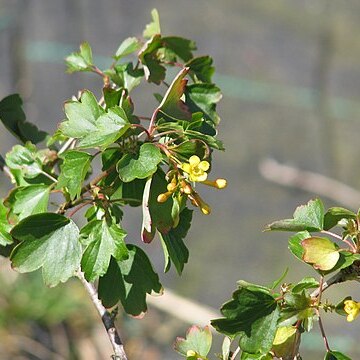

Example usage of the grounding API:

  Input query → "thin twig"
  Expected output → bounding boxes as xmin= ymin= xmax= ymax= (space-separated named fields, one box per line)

xmin=76 ymin=271 xmax=128 ymax=360
xmin=40 ymin=170 xmax=58 ymax=183
xmin=321 ymin=230 xmax=357 ymax=252
xmin=58 ymin=138 xmax=75 ymax=156
xmin=67 ymin=200 xmax=93 ymax=218
xmin=310 ymin=271 xmax=347 ymax=298
xmin=316 ymin=309 xmax=331 ymax=352
xmin=230 ymin=346 xmax=240 ymax=360
xmin=1 ymin=165 xmax=13 ymax=180
xmin=57 ymin=165 xmax=116 ymax=214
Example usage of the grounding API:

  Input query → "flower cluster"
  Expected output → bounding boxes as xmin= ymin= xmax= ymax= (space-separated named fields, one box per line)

xmin=157 ymin=155 xmax=227 ymax=215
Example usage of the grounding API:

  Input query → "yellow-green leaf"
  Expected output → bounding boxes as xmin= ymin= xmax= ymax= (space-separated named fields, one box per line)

xmin=301 ymin=237 xmax=340 ymax=271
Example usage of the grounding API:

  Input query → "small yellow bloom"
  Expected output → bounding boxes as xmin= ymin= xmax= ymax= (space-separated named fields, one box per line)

xmin=181 ymin=155 xmax=210 ymax=182
xmin=344 ymin=300 xmax=360 ymax=322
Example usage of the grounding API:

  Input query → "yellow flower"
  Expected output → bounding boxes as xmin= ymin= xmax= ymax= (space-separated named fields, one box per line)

xmin=181 ymin=155 xmax=210 ymax=182
xmin=344 ymin=300 xmax=360 ymax=322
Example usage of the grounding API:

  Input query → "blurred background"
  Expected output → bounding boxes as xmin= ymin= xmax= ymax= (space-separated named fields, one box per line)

xmin=1 ymin=0 xmax=360 ymax=358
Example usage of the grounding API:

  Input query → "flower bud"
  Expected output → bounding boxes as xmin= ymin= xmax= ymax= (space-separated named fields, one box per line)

xmin=157 ymin=192 xmax=171 ymax=203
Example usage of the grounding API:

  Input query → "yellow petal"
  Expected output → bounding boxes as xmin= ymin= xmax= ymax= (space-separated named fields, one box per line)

xmin=194 ymin=173 xmax=208 ymax=182
xmin=181 ymin=163 xmax=191 ymax=173
xmin=189 ymin=155 xmax=200 ymax=166
xmin=198 ymin=160 xmax=210 ymax=171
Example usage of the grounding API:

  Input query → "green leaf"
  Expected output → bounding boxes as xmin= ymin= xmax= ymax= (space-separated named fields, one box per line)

xmin=148 ymin=169 xmax=175 ymax=234
xmin=78 ymin=106 xmax=131 ymax=149
xmin=330 ymin=251 xmax=360 ymax=273
xmin=241 ymin=352 xmax=273 ymax=360
xmin=292 ymin=277 xmax=319 ymax=293
xmin=278 ymin=307 xmax=315 ymax=329
xmin=65 ymin=42 xmax=93 ymax=73
xmin=288 ymin=231 xmax=310 ymax=261
xmin=8 ymin=185 xmax=50 ymax=220
xmin=186 ymin=56 xmax=215 ymax=83
xmin=301 ymin=237 xmax=340 ymax=271
xmin=272 ymin=326 xmax=299 ymax=360
xmin=159 ymin=208 xmax=192 ymax=274
xmin=184 ymin=129 xmax=225 ymax=150
xmin=158 ymin=67 xmax=192 ymax=121
xmin=98 ymin=256 xmax=123 ymax=308
xmin=138 ymin=34 xmax=165 ymax=84
xmin=5 ymin=144 xmax=42 ymax=179
xmin=143 ymin=9 xmax=161 ymax=38
xmin=174 ymin=326 xmax=212 ymax=357
xmin=325 ymin=350 xmax=352 ymax=360
xmin=266 ymin=199 xmax=325 ymax=232
xmin=115 ymin=37 xmax=140 ymax=59
xmin=103 ymin=87 xmax=122 ymax=108
xmin=10 ymin=213 xmax=81 ymax=287
xmin=185 ymin=83 xmax=222 ymax=126
xmin=239 ymin=306 xmax=280 ymax=354
xmin=117 ymin=143 xmax=162 ymax=182
xmin=109 ymin=178 xmax=145 ymax=207
xmin=283 ymin=291 xmax=311 ymax=310
xmin=108 ymin=63 xmax=144 ymax=92
xmin=60 ymin=90 xmax=104 ymax=138
xmin=61 ymin=91 xmax=130 ymax=149
xmin=80 ymin=219 xmax=128 ymax=282
xmin=161 ymin=36 xmax=196 ymax=62
xmin=323 ymin=207 xmax=356 ymax=231
xmin=98 ymin=244 xmax=163 ymax=316
xmin=0 ymin=94 xmax=47 ymax=144
xmin=170 ymin=140 xmax=207 ymax=162
xmin=57 ymin=150 xmax=92 ymax=200
xmin=211 ymin=287 xmax=279 ymax=354
xmin=0 ymin=201 xmax=13 ymax=246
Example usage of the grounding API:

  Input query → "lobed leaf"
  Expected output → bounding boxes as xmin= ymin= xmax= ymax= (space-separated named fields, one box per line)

xmin=159 ymin=207 xmax=192 ymax=274
xmin=98 ymin=244 xmax=163 ymax=316
xmin=10 ymin=213 xmax=81 ymax=287
xmin=266 ymin=199 xmax=325 ymax=232
xmin=211 ymin=287 xmax=279 ymax=354
xmin=186 ymin=56 xmax=215 ymax=83
xmin=0 ymin=201 xmax=12 ymax=246
xmin=185 ymin=83 xmax=222 ymax=126
xmin=325 ymin=351 xmax=352 ymax=360
xmin=115 ymin=37 xmax=141 ymax=59
xmin=6 ymin=185 xmax=50 ymax=221
xmin=57 ymin=150 xmax=93 ymax=200
xmin=0 ymin=94 xmax=47 ymax=144
xmin=174 ymin=325 xmax=212 ymax=358
xmin=65 ymin=42 xmax=93 ymax=73
xmin=117 ymin=143 xmax=162 ymax=182
xmin=80 ymin=219 xmax=128 ymax=282
xmin=143 ymin=8 xmax=161 ymax=39
xmin=323 ymin=207 xmax=356 ymax=231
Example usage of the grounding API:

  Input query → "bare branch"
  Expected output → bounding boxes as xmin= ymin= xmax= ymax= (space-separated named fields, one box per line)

xmin=76 ymin=271 xmax=128 ymax=360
